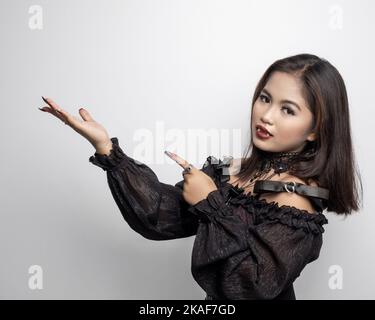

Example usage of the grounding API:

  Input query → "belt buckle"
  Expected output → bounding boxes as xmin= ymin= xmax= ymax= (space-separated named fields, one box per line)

xmin=284 ymin=181 xmax=296 ymax=193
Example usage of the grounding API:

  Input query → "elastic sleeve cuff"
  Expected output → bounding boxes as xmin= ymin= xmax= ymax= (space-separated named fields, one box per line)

xmin=188 ymin=189 xmax=233 ymax=221
xmin=89 ymin=137 xmax=130 ymax=172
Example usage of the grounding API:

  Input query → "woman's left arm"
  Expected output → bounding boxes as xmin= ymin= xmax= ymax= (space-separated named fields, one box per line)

xmin=89 ymin=137 xmax=206 ymax=240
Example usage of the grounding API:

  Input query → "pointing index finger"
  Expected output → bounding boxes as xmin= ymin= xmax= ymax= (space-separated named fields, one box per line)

xmin=164 ymin=151 xmax=192 ymax=170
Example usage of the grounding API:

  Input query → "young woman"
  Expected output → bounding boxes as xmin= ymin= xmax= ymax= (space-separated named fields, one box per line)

xmin=39 ymin=53 xmax=362 ymax=300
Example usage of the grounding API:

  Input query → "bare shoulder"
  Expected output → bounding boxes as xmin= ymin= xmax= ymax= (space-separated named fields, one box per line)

xmin=280 ymin=174 xmax=319 ymax=186
xmin=258 ymin=174 xmax=318 ymax=214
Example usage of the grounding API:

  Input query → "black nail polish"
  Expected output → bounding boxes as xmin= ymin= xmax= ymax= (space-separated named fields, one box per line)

xmin=41 ymin=96 xmax=48 ymax=103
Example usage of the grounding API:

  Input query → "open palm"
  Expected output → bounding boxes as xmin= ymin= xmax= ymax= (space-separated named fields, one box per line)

xmin=39 ymin=97 xmax=111 ymax=150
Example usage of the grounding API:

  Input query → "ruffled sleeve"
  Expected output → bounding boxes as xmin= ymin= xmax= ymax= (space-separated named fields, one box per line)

xmin=188 ymin=157 xmax=329 ymax=300
xmin=89 ymin=137 xmax=206 ymax=240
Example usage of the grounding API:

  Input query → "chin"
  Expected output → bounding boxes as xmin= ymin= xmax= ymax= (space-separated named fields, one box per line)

xmin=253 ymin=138 xmax=274 ymax=151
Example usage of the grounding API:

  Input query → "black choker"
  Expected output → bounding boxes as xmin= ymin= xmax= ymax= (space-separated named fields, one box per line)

xmin=260 ymin=150 xmax=301 ymax=174
xmin=240 ymin=150 xmax=303 ymax=190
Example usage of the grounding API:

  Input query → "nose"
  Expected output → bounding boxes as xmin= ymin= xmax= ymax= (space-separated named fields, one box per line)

xmin=260 ymin=107 xmax=275 ymax=125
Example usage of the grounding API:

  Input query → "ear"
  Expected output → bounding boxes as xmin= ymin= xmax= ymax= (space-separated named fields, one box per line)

xmin=307 ymin=132 xmax=316 ymax=142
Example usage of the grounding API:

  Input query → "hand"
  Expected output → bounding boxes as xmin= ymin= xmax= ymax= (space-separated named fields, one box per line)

xmin=38 ymin=97 xmax=112 ymax=151
xmin=165 ymin=151 xmax=218 ymax=206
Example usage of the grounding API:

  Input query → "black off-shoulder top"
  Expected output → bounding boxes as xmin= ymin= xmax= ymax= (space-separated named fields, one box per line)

xmin=89 ymin=137 xmax=328 ymax=300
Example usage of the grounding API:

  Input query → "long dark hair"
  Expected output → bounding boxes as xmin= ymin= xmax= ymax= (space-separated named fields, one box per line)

xmin=235 ymin=53 xmax=362 ymax=216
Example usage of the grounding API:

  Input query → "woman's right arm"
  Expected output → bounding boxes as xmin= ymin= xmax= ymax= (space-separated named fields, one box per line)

xmin=38 ymin=97 xmax=203 ymax=240
xmin=89 ymin=137 xmax=201 ymax=240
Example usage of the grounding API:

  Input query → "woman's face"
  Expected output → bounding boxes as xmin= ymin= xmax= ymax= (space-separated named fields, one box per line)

xmin=251 ymin=71 xmax=316 ymax=153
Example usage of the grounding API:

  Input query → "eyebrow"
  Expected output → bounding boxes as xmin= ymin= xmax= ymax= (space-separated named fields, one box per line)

xmin=261 ymin=88 xmax=302 ymax=111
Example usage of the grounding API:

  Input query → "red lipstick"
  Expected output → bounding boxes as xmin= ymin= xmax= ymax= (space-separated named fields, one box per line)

xmin=255 ymin=124 xmax=273 ymax=139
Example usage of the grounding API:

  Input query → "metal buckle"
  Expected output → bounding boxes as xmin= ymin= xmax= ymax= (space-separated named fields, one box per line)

xmin=284 ymin=181 xmax=296 ymax=193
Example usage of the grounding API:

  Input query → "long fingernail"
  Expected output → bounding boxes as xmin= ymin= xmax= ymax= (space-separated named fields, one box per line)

xmin=38 ymin=107 xmax=46 ymax=112
xmin=41 ymin=96 xmax=48 ymax=103
xmin=164 ymin=150 xmax=175 ymax=158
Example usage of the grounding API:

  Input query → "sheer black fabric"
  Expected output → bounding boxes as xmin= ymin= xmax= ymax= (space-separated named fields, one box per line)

xmin=89 ymin=137 xmax=328 ymax=300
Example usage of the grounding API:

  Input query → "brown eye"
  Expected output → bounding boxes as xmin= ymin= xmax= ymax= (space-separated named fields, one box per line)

xmin=259 ymin=94 xmax=270 ymax=103
xmin=281 ymin=106 xmax=295 ymax=115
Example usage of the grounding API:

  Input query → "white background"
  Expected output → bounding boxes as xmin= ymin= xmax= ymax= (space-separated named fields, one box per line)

xmin=0 ymin=0 xmax=373 ymax=299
